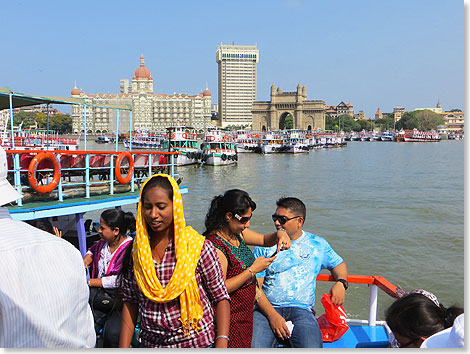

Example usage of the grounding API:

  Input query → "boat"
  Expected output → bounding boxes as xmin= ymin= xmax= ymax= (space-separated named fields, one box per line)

xmin=0 ymin=129 xmax=80 ymax=151
xmin=95 ymin=135 xmax=114 ymax=144
xmin=402 ymin=129 xmax=441 ymax=142
xmin=283 ymin=130 xmax=309 ymax=153
xmin=260 ymin=132 xmax=286 ymax=153
xmin=123 ymin=129 xmax=165 ymax=149
xmin=380 ymin=131 xmax=395 ymax=142
xmin=160 ymin=126 xmax=200 ymax=165
xmin=199 ymin=129 xmax=237 ymax=165
xmin=234 ymin=130 xmax=261 ymax=153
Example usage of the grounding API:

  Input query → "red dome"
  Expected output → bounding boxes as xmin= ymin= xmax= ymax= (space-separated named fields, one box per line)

xmin=71 ymin=82 xmax=82 ymax=96
xmin=133 ymin=55 xmax=153 ymax=80
xmin=203 ymin=88 xmax=211 ymax=96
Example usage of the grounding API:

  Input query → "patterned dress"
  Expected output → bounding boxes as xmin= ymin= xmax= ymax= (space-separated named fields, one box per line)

xmin=206 ymin=233 xmax=256 ymax=348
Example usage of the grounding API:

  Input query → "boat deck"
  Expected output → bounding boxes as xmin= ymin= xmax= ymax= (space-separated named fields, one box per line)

xmin=323 ymin=324 xmax=389 ymax=348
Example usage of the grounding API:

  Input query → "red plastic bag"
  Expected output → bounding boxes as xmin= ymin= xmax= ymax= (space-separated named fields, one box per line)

xmin=317 ymin=293 xmax=349 ymax=342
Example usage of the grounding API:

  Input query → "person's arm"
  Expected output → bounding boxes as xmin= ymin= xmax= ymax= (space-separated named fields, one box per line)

xmin=214 ymin=299 xmax=231 ymax=348
xmin=88 ymin=277 xmax=103 ymax=287
xmin=329 ymin=261 xmax=348 ymax=306
xmin=83 ymin=253 xmax=93 ymax=268
xmin=242 ymin=228 xmax=291 ymax=251
xmin=215 ymin=248 xmax=275 ymax=293
xmin=255 ymin=277 xmax=291 ymax=340
xmin=119 ymin=302 xmax=138 ymax=348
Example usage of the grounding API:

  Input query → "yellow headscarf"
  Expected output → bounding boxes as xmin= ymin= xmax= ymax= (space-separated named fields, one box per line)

xmin=132 ymin=173 xmax=205 ymax=335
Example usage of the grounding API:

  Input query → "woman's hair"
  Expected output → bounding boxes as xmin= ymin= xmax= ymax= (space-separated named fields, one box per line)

xmin=100 ymin=209 xmax=136 ymax=236
xmin=141 ymin=175 xmax=173 ymax=201
xmin=385 ymin=293 xmax=464 ymax=340
xmin=203 ymin=189 xmax=256 ymax=235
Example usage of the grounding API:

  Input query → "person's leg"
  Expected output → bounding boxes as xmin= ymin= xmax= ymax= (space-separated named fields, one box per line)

xmin=102 ymin=310 xmax=121 ymax=348
xmin=251 ymin=308 xmax=280 ymax=348
xmin=286 ymin=308 xmax=323 ymax=348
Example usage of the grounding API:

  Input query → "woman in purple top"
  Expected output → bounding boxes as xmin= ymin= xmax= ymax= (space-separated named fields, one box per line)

xmin=83 ymin=209 xmax=135 ymax=347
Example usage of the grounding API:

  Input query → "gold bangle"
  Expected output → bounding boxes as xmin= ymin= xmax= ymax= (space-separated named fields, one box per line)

xmin=247 ymin=268 xmax=255 ymax=279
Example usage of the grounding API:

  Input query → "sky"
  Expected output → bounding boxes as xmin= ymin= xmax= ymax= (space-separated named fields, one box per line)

xmin=1 ymin=0 xmax=464 ymax=118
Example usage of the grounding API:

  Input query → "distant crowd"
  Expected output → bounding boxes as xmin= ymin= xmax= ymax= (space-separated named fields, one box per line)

xmin=0 ymin=144 xmax=463 ymax=348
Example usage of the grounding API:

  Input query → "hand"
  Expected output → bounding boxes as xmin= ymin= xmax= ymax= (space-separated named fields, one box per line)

xmin=330 ymin=282 xmax=346 ymax=306
xmin=276 ymin=229 xmax=291 ymax=252
xmin=215 ymin=337 xmax=229 ymax=348
xmin=250 ymin=256 xmax=275 ymax=274
xmin=53 ymin=226 xmax=62 ymax=238
xmin=268 ymin=312 xmax=291 ymax=340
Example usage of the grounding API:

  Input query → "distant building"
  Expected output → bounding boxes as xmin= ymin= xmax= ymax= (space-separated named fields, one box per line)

xmin=354 ymin=110 xmax=366 ymax=121
xmin=216 ymin=44 xmax=259 ymax=128
xmin=414 ymin=99 xmax=443 ymax=114
xmin=325 ymin=101 xmax=354 ymax=118
xmin=393 ymin=107 xmax=405 ymax=123
xmin=375 ymin=108 xmax=383 ymax=120
xmin=252 ymin=84 xmax=325 ymax=131
xmin=440 ymin=111 xmax=464 ymax=132
xmin=71 ymin=56 xmax=212 ymax=134
xmin=12 ymin=104 xmax=61 ymax=116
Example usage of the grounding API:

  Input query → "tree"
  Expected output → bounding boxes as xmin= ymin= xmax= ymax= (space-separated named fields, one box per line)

xmin=395 ymin=110 xmax=444 ymax=131
xmin=35 ymin=113 xmax=72 ymax=133
xmin=357 ymin=119 xmax=370 ymax=131
xmin=12 ymin=111 xmax=37 ymax=128
xmin=284 ymin=114 xmax=293 ymax=129
xmin=375 ymin=114 xmax=394 ymax=130
xmin=449 ymin=109 xmax=462 ymax=112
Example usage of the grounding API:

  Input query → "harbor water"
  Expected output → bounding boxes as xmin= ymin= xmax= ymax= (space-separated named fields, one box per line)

xmin=84 ymin=139 xmax=465 ymax=320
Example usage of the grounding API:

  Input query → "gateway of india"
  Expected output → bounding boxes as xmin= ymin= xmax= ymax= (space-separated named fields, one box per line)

xmin=252 ymin=83 xmax=326 ymax=131
xmin=70 ymin=56 xmax=212 ymax=134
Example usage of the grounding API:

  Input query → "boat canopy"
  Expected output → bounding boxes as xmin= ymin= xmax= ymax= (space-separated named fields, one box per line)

xmin=0 ymin=87 xmax=132 ymax=111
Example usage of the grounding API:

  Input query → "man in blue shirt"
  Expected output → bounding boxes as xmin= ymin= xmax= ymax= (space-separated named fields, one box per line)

xmin=251 ymin=197 xmax=348 ymax=348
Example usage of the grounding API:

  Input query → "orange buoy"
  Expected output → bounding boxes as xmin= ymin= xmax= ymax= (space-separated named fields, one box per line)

xmin=115 ymin=151 xmax=134 ymax=184
xmin=28 ymin=152 xmax=61 ymax=194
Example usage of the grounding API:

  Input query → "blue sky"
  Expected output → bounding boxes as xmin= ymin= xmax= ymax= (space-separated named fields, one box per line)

xmin=1 ymin=0 xmax=464 ymax=118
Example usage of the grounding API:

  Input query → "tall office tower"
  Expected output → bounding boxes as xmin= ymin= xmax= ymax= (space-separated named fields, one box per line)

xmin=216 ymin=44 xmax=259 ymax=128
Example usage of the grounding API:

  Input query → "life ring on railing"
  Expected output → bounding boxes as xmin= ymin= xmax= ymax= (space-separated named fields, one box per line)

xmin=115 ymin=151 xmax=134 ymax=184
xmin=28 ymin=152 xmax=61 ymax=194
xmin=209 ymin=136 xmax=215 ymax=141
xmin=170 ymin=133 xmax=175 ymax=139
xmin=182 ymin=133 xmax=188 ymax=139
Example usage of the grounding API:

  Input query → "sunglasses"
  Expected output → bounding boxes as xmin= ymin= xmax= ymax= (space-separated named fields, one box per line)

xmin=272 ymin=214 xmax=301 ymax=225
xmin=233 ymin=213 xmax=252 ymax=224
xmin=392 ymin=337 xmax=420 ymax=348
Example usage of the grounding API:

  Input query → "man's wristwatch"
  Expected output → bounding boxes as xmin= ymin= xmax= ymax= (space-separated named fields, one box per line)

xmin=336 ymin=278 xmax=348 ymax=290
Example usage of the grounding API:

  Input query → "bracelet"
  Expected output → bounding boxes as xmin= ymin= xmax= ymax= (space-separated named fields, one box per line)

xmin=278 ymin=228 xmax=286 ymax=232
xmin=247 ymin=268 xmax=255 ymax=278
xmin=216 ymin=335 xmax=230 ymax=342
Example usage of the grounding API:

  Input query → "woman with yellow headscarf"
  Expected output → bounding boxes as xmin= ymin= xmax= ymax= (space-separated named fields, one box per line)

xmin=119 ymin=174 xmax=230 ymax=348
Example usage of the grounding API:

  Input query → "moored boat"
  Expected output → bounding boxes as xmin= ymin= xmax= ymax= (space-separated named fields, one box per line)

xmin=161 ymin=126 xmax=200 ymax=165
xmin=402 ymin=129 xmax=441 ymax=142
xmin=199 ymin=129 xmax=237 ymax=165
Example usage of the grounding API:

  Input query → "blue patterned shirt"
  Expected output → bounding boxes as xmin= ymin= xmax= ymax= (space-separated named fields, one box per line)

xmin=253 ymin=231 xmax=343 ymax=310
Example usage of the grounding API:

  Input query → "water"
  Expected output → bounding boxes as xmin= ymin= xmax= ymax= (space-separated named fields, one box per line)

xmin=84 ymin=140 xmax=465 ymax=320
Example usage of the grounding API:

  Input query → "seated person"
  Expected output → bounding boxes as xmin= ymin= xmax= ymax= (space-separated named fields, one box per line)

xmin=251 ymin=197 xmax=348 ymax=348
xmin=386 ymin=289 xmax=464 ymax=348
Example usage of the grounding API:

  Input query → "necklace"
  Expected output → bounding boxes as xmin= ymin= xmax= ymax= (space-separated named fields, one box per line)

xmin=216 ymin=230 xmax=240 ymax=248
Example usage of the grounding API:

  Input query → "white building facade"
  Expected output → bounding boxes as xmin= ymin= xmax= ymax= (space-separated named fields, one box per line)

xmin=216 ymin=44 xmax=259 ymax=128
xmin=71 ymin=56 xmax=212 ymax=134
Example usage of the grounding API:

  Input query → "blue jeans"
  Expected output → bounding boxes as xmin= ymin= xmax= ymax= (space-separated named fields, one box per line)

xmin=251 ymin=307 xmax=323 ymax=348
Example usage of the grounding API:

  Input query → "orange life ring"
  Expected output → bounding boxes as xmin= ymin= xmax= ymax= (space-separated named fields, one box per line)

xmin=28 ymin=152 xmax=61 ymax=194
xmin=115 ymin=151 xmax=134 ymax=184
xmin=223 ymin=136 xmax=228 ymax=141
xmin=170 ymin=133 xmax=175 ymax=139
xmin=209 ymin=136 xmax=215 ymax=141
xmin=182 ymin=133 xmax=188 ymax=139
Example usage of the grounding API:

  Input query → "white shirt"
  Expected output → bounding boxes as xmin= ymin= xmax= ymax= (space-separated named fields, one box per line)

xmin=86 ymin=236 xmax=132 ymax=289
xmin=0 ymin=207 xmax=96 ymax=348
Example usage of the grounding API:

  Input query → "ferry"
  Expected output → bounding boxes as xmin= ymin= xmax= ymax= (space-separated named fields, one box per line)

xmin=260 ymin=132 xmax=285 ymax=153
xmin=0 ymin=129 xmax=80 ymax=151
xmin=123 ymin=129 xmax=165 ymax=149
xmin=283 ymin=130 xmax=309 ymax=153
xmin=234 ymin=130 xmax=261 ymax=153
xmin=402 ymin=129 xmax=441 ymax=142
xmin=161 ymin=126 xmax=200 ymax=165
xmin=380 ymin=131 xmax=395 ymax=141
xmin=95 ymin=135 xmax=114 ymax=144
xmin=199 ymin=129 xmax=237 ymax=165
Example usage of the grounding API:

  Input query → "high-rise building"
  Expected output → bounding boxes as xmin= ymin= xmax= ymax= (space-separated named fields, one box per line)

xmin=216 ymin=44 xmax=259 ymax=128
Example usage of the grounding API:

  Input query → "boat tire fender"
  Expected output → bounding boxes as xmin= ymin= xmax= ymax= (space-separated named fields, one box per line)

xmin=115 ymin=151 xmax=134 ymax=184
xmin=221 ymin=154 xmax=227 ymax=161
xmin=28 ymin=152 xmax=61 ymax=194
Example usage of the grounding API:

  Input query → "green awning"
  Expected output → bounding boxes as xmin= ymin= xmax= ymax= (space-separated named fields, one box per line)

xmin=0 ymin=87 xmax=132 ymax=111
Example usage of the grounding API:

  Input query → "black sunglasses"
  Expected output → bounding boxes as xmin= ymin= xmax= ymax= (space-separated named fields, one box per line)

xmin=271 ymin=214 xmax=301 ymax=225
xmin=234 ymin=213 xmax=252 ymax=224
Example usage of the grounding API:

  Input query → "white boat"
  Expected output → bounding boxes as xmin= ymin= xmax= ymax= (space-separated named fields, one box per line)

xmin=260 ymin=132 xmax=285 ymax=153
xmin=200 ymin=129 xmax=237 ymax=165
xmin=283 ymin=130 xmax=309 ymax=153
xmin=95 ymin=135 xmax=114 ymax=144
xmin=0 ymin=129 xmax=80 ymax=151
xmin=380 ymin=131 xmax=395 ymax=142
xmin=161 ymin=126 xmax=200 ymax=165
xmin=234 ymin=130 xmax=261 ymax=153
xmin=123 ymin=129 xmax=165 ymax=149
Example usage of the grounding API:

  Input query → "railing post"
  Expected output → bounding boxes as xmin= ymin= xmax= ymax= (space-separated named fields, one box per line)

xmin=85 ymin=154 xmax=90 ymax=198
xmin=57 ymin=152 xmax=63 ymax=202
xmin=148 ymin=153 xmax=152 ymax=178
xmin=75 ymin=212 xmax=87 ymax=258
xmin=13 ymin=153 xmax=22 ymax=206
xmin=170 ymin=154 xmax=175 ymax=178
xmin=130 ymin=153 xmax=135 ymax=193
xmin=110 ymin=155 xmax=114 ymax=195
xmin=369 ymin=284 xmax=378 ymax=326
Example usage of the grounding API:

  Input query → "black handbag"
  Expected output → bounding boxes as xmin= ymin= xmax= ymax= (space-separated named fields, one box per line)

xmin=89 ymin=287 xmax=118 ymax=313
